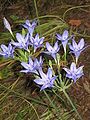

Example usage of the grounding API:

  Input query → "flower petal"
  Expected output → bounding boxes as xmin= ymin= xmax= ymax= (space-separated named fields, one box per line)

xmin=40 ymin=84 xmax=50 ymax=91
xmin=78 ymin=38 xmax=84 ymax=50
xmin=72 ymin=39 xmax=78 ymax=49
xmin=54 ymin=41 xmax=59 ymax=51
xmin=25 ymin=33 xmax=29 ymax=43
xmin=76 ymin=65 xmax=84 ymax=74
xmin=35 ymin=34 xmax=39 ymax=41
xmin=69 ymin=44 xmax=74 ymax=51
xmin=0 ymin=52 xmax=7 ymax=56
xmin=47 ymin=68 xmax=52 ymax=78
xmin=1 ymin=44 xmax=8 ymax=52
xmin=11 ymin=42 xmax=21 ymax=47
xmin=51 ymin=53 xmax=56 ymax=60
xmin=21 ymin=62 xmax=31 ymax=69
xmin=29 ymin=57 xmax=33 ymax=66
xmin=20 ymin=70 xmax=29 ymax=73
xmin=76 ymin=72 xmax=84 ymax=79
xmin=50 ymin=76 xmax=57 ymax=84
xmin=39 ymin=37 xmax=44 ymax=45
xmin=56 ymin=33 xmax=62 ymax=40
xmin=8 ymin=43 xmax=12 ymax=51
xmin=39 ymin=69 xmax=47 ymax=79
xmin=16 ymin=33 xmax=24 ymax=43
xmin=34 ymin=78 xmax=45 ymax=85
xmin=63 ymin=68 xmax=71 ymax=74
xmin=46 ymin=42 xmax=53 ymax=52
xmin=39 ymin=56 xmax=43 ymax=64
xmin=70 ymin=62 xmax=76 ymax=72
xmin=62 ymin=30 xmax=68 ymax=40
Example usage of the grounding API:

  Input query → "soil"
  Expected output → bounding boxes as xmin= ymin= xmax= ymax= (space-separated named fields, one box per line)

xmin=0 ymin=0 xmax=90 ymax=120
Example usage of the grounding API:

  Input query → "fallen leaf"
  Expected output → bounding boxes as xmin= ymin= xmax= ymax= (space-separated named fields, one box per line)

xmin=69 ymin=19 xmax=81 ymax=27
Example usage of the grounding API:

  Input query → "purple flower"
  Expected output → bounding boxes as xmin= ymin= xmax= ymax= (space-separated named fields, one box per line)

xmin=30 ymin=34 xmax=44 ymax=52
xmin=20 ymin=56 xmax=43 ymax=74
xmin=56 ymin=30 xmax=72 ymax=53
xmin=34 ymin=68 xmax=57 ymax=90
xmin=34 ymin=56 xmax=43 ymax=69
xmin=11 ymin=33 xmax=29 ymax=51
xmin=23 ymin=20 xmax=37 ymax=36
xmin=44 ymin=41 xmax=60 ymax=60
xmin=3 ymin=17 xmax=13 ymax=36
xmin=63 ymin=62 xmax=84 ymax=82
xmin=69 ymin=38 xmax=85 ymax=63
xmin=0 ymin=43 xmax=14 ymax=58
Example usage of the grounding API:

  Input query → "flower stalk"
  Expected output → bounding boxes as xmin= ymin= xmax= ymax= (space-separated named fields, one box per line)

xmin=62 ymin=89 xmax=82 ymax=120
xmin=43 ymin=90 xmax=62 ymax=120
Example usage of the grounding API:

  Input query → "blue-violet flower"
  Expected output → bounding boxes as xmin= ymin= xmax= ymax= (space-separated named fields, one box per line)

xmin=20 ymin=56 xmax=43 ymax=74
xmin=30 ymin=34 xmax=44 ymax=52
xmin=23 ymin=20 xmax=37 ymax=36
xmin=69 ymin=38 xmax=85 ymax=63
xmin=56 ymin=30 xmax=72 ymax=54
xmin=45 ymin=41 xmax=60 ymax=61
xmin=11 ymin=33 xmax=29 ymax=52
xmin=34 ymin=56 xmax=43 ymax=69
xmin=63 ymin=62 xmax=84 ymax=82
xmin=34 ymin=68 xmax=57 ymax=90
xmin=0 ymin=43 xmax=14 ymax=58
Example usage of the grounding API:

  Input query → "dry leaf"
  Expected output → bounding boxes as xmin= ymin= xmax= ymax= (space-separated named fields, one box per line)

xmin=69 ymin=19 xmax=81 ymax=27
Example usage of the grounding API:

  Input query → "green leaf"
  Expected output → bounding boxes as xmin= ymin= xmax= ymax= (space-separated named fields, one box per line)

xmin=10 ymin=15 xmax=19 ymax=21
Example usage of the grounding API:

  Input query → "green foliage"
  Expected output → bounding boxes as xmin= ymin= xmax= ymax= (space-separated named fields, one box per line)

xmin=10 ymin=15 xmax=19 ymax=21
xmin=36 ymin=19 xmax=68 ymax=37
xmin=0 ymin=67 xmax=13 ymax=79
xmin=15 ymin=49 xmax=30 ymax=62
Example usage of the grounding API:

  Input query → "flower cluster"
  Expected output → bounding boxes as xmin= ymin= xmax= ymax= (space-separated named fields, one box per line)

xmin=0 ymin=43 xmax=14 ymax=58
xmin=0 ymin=17 xmax=86 ymax=90
xmin=20 ymin=56 xmax=43 ymax=74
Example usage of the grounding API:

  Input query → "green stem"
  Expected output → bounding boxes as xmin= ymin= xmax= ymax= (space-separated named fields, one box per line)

xmin=34 ymin=0 xmax=40 ymax=26
xmin=43 ymin=90 xmax=62 ymax=120
xmin=62 ymin=89 xmax=82 ymax=120
xmin=52 ymin=90 xmax=66 ymax=107
xmin=43 ymin=90 xmax=56 ymax=109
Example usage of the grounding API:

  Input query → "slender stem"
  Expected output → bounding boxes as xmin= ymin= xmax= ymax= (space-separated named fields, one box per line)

xmin=43 ymin=90 xmax=62 ymax=120
xmin=34 ymin=0 xmax=40 ymax=26
xmin=11 ymin=33 xmax=15 ymax=39
xmin=52 ymin=90 xmax=66 ymax=106
xmin=64 ymin=52 xmax=66 ymax=61
xmin=64 ymin=47 xmax=66 ymax=61
xmin=58 ymin=73 xmax=63 ymax=85
xmin=76 ymin=57 xmax=78 ymax=65
xmin=43 ymin=90 xmax=56 ymax=109
xmin=62 ymin=89 xmax=82 ymax=120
